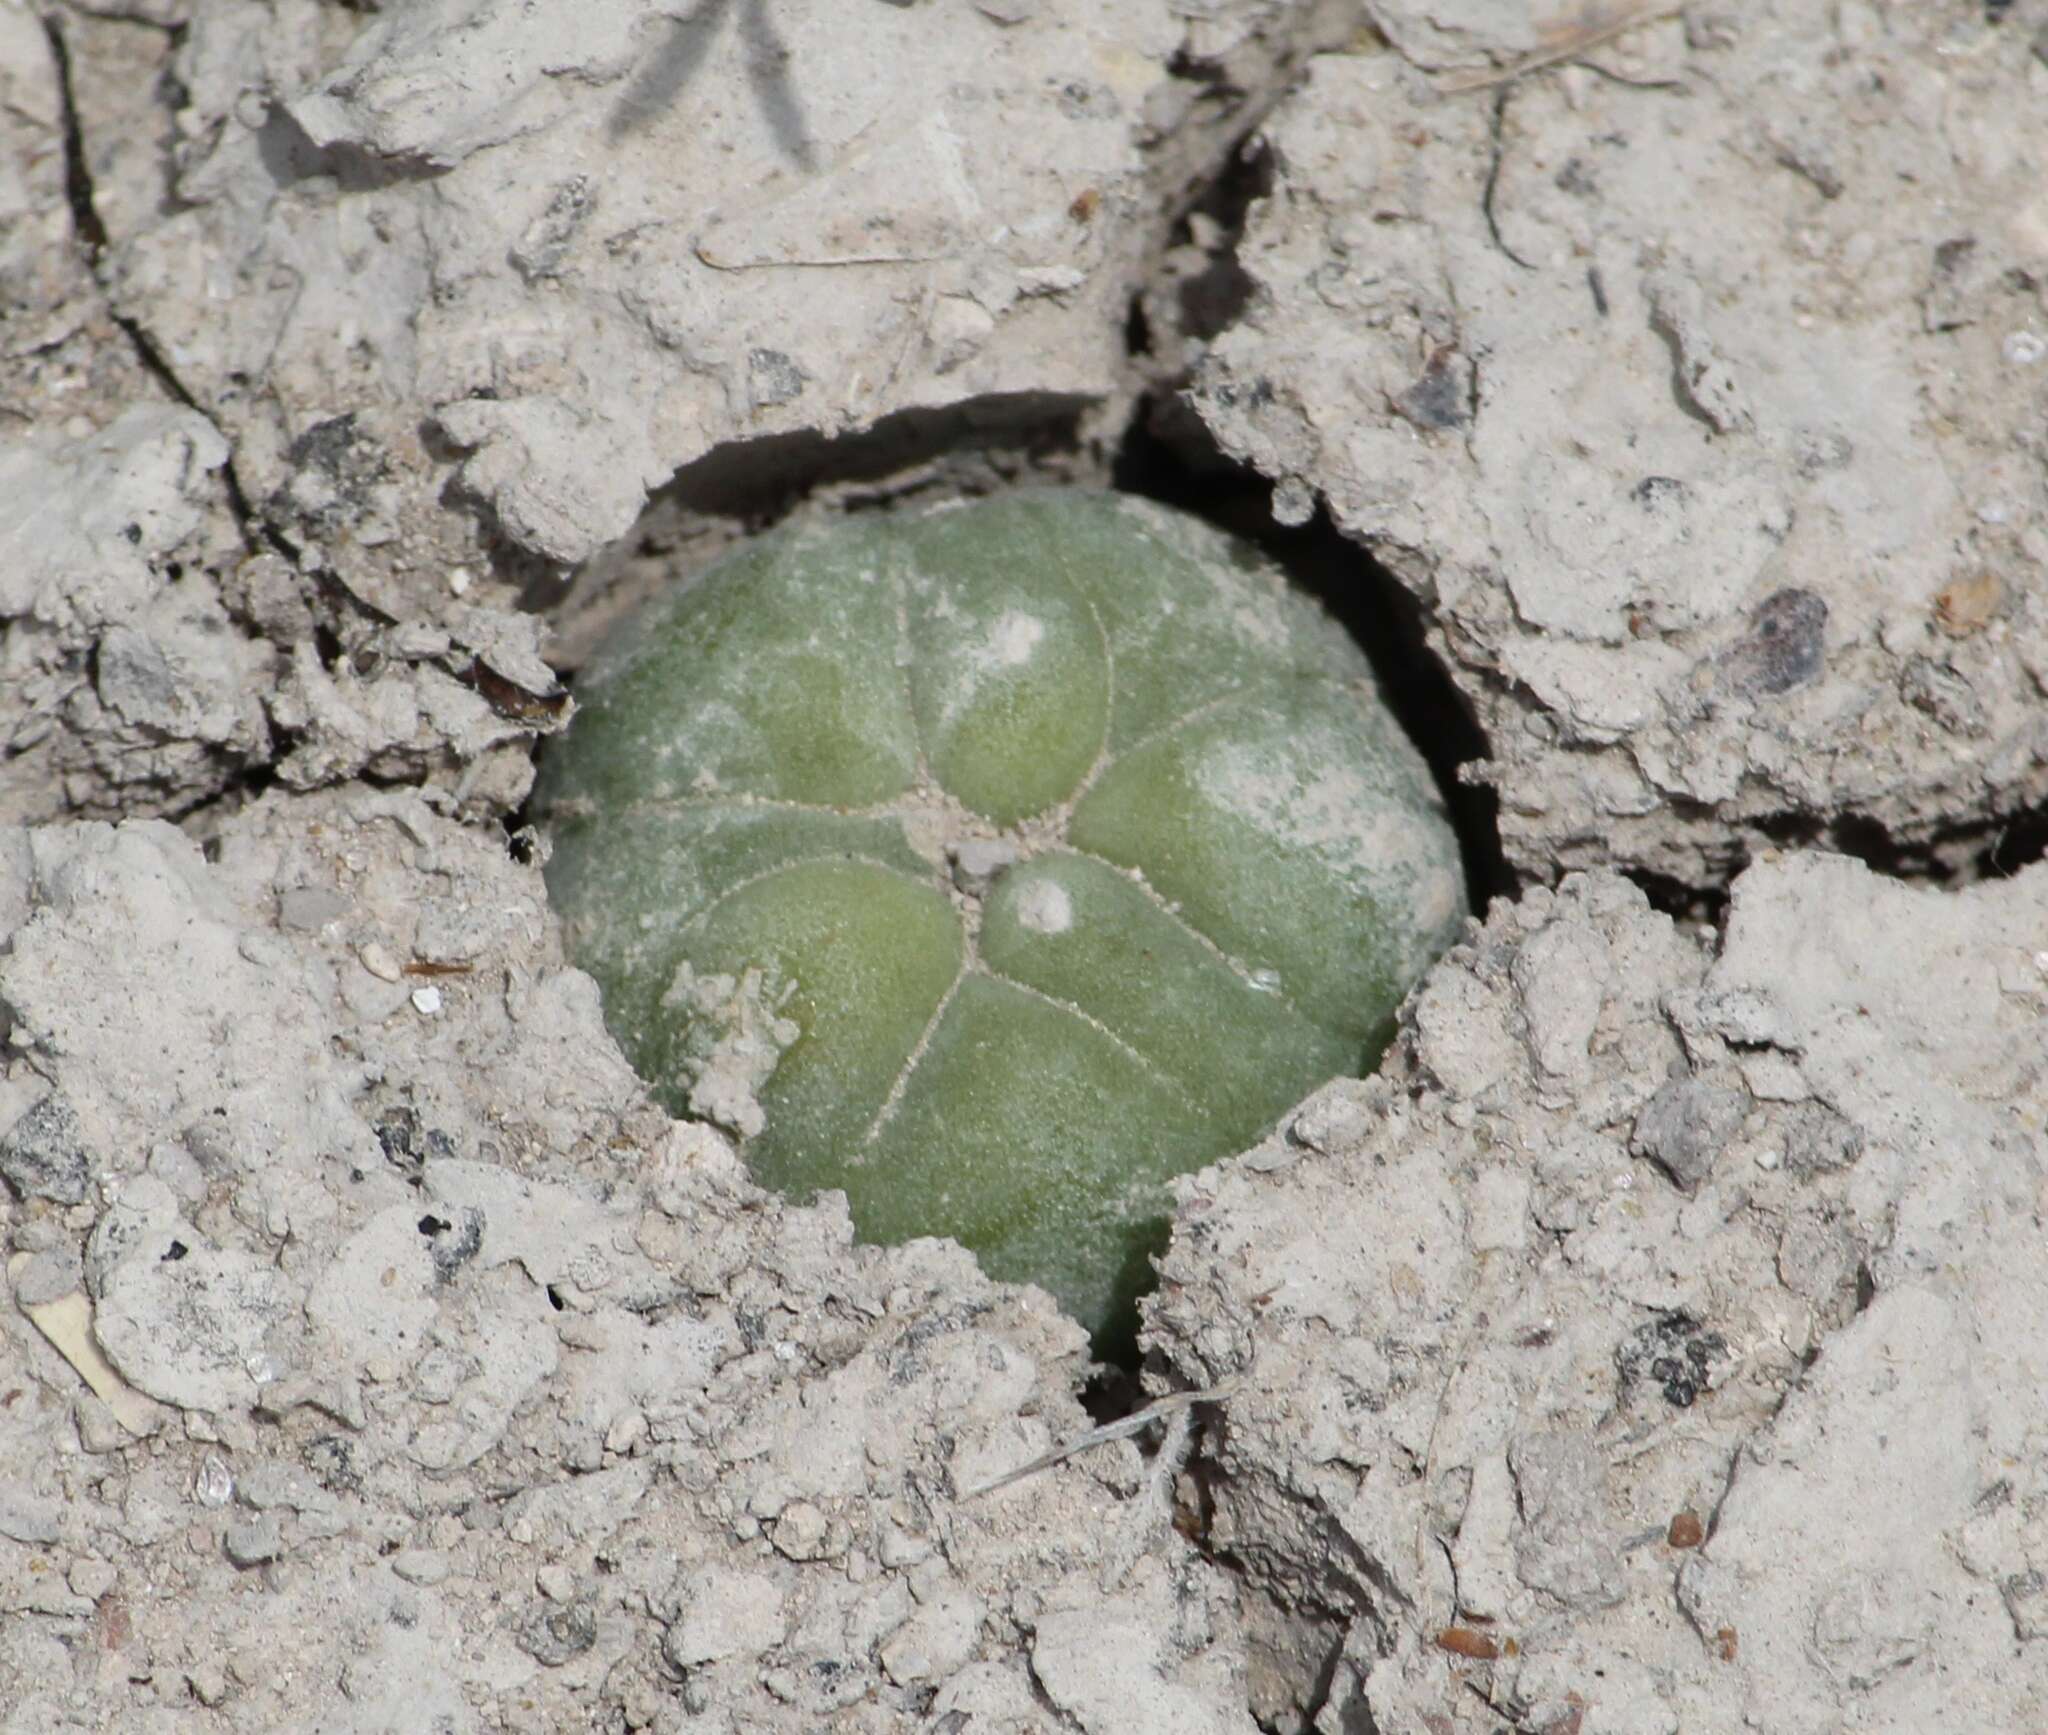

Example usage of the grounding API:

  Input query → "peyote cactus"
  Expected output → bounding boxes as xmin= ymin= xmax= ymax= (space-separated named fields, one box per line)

xmin=534 ymin=491 xmax=1466 ymax=1354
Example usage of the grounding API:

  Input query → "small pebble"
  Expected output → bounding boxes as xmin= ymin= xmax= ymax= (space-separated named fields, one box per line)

xmin=222 ymin=1516 xmax=283 ymax=1568
xmin=68 ymin=1558 xmax=117 ymax=1601
xmin=878 ymin=1525 xmax=930 ymax=1569
xmin=948 ymin=837 xmax=1020 ymax=894
xmin=194 ymin=1454 xmax=234 ymax=1508
xmin=1291 ymin=1088 xmax=1371 ymax=1154
xmin=411 ymin=986 xmax=443 ymax=1016
xmin=879 ymin=1637 xmax=932 ymax=1684
xmin=359 ymin=942 xmax=403 ymax=982
xmin=391 ymin=1548 xmax=450 ymax=1587
xmin=278 ymin=887 xmax=351 ymax=933
xmin=605 ymin=1409 xmax=648 ymax=1455
xmin=518 ymin=1599 xmax=597 ymax=1666
xmin=769 ymin=1501 xmax=831 ymax=1561
xmin=75 ymin=1395 xmax=128 ymax=1455
xmin=12 ymin=1247 xmax=82 ymax=1308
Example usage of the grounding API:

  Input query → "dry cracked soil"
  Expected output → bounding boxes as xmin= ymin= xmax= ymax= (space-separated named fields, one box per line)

xmin=2 ymin=2 xmax=2046 ymax=1731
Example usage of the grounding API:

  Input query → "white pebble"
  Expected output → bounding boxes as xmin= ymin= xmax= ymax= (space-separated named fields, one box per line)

xmin=195 ymin=1453 xmax=234 ymax=1508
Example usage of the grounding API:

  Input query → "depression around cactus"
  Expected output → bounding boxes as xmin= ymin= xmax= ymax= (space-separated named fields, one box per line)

xmin=533 ymin=491 xmax=1467 ymax=1343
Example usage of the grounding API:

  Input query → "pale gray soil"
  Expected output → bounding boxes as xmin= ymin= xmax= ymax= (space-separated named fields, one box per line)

xmin=1 ymin=2 xmax=2044 ymax=1731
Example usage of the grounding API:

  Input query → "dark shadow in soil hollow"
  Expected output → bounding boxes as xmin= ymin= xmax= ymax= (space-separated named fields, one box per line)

xmin=1753 ymin=798 xmax=2048 ymax=888
xmin=1165 ymin=126 xmax=1269 ymax=348
xmin=503 ymin=393 xmax=1099 ymax=872
xmin=512 ymin=390 xmax=1094 ymax=628
xmin=1111 ymin=408 xmax=1517 ymax=922
xmin=1618 ymin=863 xmax=1730 ymax=932
xmin=1617 ymin=791 xmax=2048 ymax=933
xmin=663 ymin=390 xmax=1091 ymax=525
xmin=1980 ymin=801 xmax=2048 ymax=878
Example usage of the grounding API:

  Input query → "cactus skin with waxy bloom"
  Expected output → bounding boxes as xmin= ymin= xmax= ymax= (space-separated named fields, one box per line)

xmin=534 ymin=491 xmax=1466 ymax=1354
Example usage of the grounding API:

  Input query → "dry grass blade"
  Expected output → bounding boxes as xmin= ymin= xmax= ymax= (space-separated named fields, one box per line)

xmin=958 ymin=1376 xmax=1245 ymax=1500
xmin=1434 ymin=0 xmax=1683 ymax=94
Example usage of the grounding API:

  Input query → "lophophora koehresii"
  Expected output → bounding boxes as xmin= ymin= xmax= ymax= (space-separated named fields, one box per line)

xmin=534 ymin=491 xmax=1467 ymax=1360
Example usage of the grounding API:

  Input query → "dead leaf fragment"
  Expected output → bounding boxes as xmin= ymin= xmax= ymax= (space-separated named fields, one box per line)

xmin=10 ymin=1255 xmax=159 ymax=1436
xmin=1934 ymin=571 xmax=2001 ymax=637
xmin=1435 ymin=1625 xmax=1501 ymax=1660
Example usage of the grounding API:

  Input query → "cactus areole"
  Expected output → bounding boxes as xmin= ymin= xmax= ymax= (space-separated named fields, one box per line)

xmin=533 ymin=491 xmax=1466 ymax=1354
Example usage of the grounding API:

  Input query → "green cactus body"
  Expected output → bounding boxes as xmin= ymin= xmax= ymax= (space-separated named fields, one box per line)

xmin=534 ymin=492 xmax=1465 ymax=1352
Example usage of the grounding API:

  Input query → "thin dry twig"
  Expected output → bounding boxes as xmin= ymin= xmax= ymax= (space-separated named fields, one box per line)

xmin=957 ymin=1375 xmax=1246 ymax=1501
xmin=1434 ymin=1 xmax=1683 ymax=95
